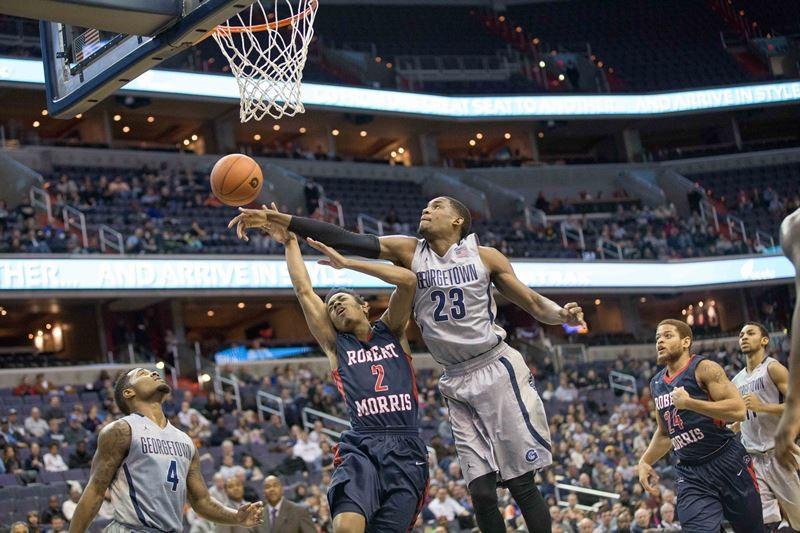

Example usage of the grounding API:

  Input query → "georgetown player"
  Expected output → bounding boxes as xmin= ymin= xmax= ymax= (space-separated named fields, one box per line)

xmin=776 ymin=208 xmax=800 ymax=473
xmin=231 ymin=197 xmax=584 ymax=532
xmin=69 ymin=368 xmax=264 ymax=532
xmin=274 ymin=222 xmax=428 ymax=533
xmin=638 ymin=320 xmax=762 ymax=532
xmin=732 ymin=322 xmax=800 ymax=530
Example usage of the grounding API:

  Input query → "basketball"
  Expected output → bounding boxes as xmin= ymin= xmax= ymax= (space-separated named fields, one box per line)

xmin=210 ymin=153 xmax=263 ymax=207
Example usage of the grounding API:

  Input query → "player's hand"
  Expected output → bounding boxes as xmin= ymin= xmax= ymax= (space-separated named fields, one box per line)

xmin=236 ymin=501 xmax=264 ymax=527
xmin=560 ymin=302 xmax=585 ymax=327
xmin=728 ymin=421 xmax=741 ymax=433
xmin=307 ymin=238 xmax=350 ymax=269
xmin=775 ymin=401 xmax=800 ymax=471
xmin=227 ymin=203 xmax=291 ymax=242
xmin=637 ymin=461 xmax=660 ymax=496
xmin=669 ymin=386 xmax=690 ymax=410
xmin=742 ymin=392 xmax=763 ymax=413
xmin=263 ymin=203 xmax=293 ymax=244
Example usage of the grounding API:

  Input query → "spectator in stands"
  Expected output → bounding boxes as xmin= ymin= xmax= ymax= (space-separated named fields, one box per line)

xmin=208 ymin=472 xmax=227 ymax=503
xmin=43 ymin=396 xmax=64 ymax=422
xmin=178 ymin=400 xmax=209 ymax=428
xmin=24 ymin=442 xmax=43 ymax=474
xmin=61 ymin=485 xmax=81 ymax=522
xmin=24 ymin=408 xmax=48 ymax=440
xmin=45 ymin=419 xmax=64 ymax=446
xmin=3 ymin=445 xmax=22 ymax=475
xmin=221 ymin=391 xmax=238 ymax=414
xmin=0 ymin=416 xmax=23 ymax=448
xmin=43 ymin=443 xmax=67 ymax=472
xmin=107 ymin=175 xmax=131 ymax=196
xmin=273 ymin=448 xmax=307 ymax=478
xmin=68 ymin=441 xmax=92 ymax=469
xmin=630 ymin=507 xmax=651 ymax=533
xmin=260 ymin=475 xmax=316 ymax=533
xmin=50 ymin=515 xmax=66 ymax=532
xmin=13 ymin=376 xmax=36 ymax=396
xmin=291 ymin=431 xmax=321 ymax=471
xmin=33 ymin=374 xmax=50 ymax=395
xmin=63 ymin=415 xmax=88 ymax=446
xmin=210 ymin=416 xmax=234 ymax=447
xmin=427 ymin=487 xmax=469 ymax=526
xmin=659 ymin=502 xmax=679 ymax=529
xmin=25 ymin=512 xmax=39 ymax=533
xmin=40 ymin=496 xmax=62 ymax=525
xmin=11 ymin=521 xmax=28 ymax=533
xmin=82 ymin=405 xmax=103 ymax=433
xmin=218 ymin=454 xmax=242 ymax=480
xmin=187 ymin=413 xmax=211 ymax=445
xmin=555 ymin=374 xmax=579 ymax=402
xmin=217 ymin=477 xmax=250 ymax=533
xmin=264 ymin=414 xmax=289 ymax=442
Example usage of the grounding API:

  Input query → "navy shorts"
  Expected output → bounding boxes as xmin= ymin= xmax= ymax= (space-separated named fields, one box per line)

xmin=675 ymin=439 xmax=762 ymax=533
xmin=327 ymin=428 xmax=429 ymax=533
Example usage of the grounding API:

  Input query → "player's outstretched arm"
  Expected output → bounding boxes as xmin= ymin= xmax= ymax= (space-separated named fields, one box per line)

xmin=306 ymin=238 xmax=417 ymax=336
xmin=227 ymin=204 xmax=418 ymax=265
xmin=776 ymin=207 xmax=800 ymax=469
xmin=479 ymin=246 xmax=584 ymax=326
xmin=187 ymin=453 xmax=264 ymax=526
xmin=672 ymin=360 xmax=745 ymax=422
xmin=69 ymin=420 xmax=131 ymax=532
xmin=278 ymin=232 xmax=338 ymax=361
xmin=638 ymin=415 xmax=672 ymax=496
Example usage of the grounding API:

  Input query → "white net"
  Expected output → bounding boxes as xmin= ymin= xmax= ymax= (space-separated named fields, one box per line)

xmin=213 ymin=0 xmax=318 ymax=122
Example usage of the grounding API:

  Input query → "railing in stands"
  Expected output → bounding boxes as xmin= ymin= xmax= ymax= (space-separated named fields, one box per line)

xmin=560 ymin=221 xmax=585 ymax=250
xmin=555 ymin=478 xmax=620 ymax=512
xmin=727 ymin=214 xmax=747 ymax=242
xmin=553 ymin=343 xmax=586 ymax=371
xmin=609 ymin=371 xmax=638 ymax=396
xmin=256 ymin=391 xmax=286 ymax=425
xmin=29 ymin=186 xmax=52 ymax=222
xmin=99 ymin=224 xmax=124 ymax=254
xmin=62 ymin=204 xmax=88 ymax=248
xmin=357 ymin=213 xmax=384 ymax=236
xmin=214 ymin=369 xmax=243 ymax=412
xmin=699 ymin=200 xmax=720 ymax=232
xmin=755 ymin=229 xmax=775 ymax=249
xmin=598 ymin=238 xmax=624 ymax=260
xmin=318 ymin=197 xmax=344 ymax=227
xmin=302 ymin=407 xmax=351 ymax=438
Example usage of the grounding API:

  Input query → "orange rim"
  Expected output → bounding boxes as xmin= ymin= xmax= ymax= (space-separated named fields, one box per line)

xmin=216 ymin=0 xmax=318 ymax=34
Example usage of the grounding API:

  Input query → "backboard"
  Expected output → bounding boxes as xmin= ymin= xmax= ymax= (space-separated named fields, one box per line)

xmin=1 ymin=0 xmax=255 ymax=118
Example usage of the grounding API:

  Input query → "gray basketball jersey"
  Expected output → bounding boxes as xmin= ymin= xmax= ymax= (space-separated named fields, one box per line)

xmin=411 ymin=234 xmax=506 ymax=366
xmin=732 ymin=357 xmax=782 ymax=452
xmin=107 ymin=413 xmax=195 ymax=532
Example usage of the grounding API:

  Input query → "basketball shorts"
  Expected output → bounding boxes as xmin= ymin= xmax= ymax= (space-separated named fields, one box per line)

xmin=327 ymin=427 xmax=429 ymax=533
xmin=103 ymin=521 xmax=167 ymax=533
xmin=674 ymin=438 xmax=762 ymax=533
xmin=438 ymin=342 xmax=552 ymax=486
xmin=750 ymin=448 xmax=800 ymax=528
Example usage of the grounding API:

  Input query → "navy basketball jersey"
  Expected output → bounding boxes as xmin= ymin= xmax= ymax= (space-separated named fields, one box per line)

xmin=650 ymin=355 xmax=734 ymax=463
xmin=331 ymin=320 xmax=419 ymax=430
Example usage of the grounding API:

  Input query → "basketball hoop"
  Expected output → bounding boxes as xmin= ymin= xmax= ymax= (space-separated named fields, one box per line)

xmin=212 ymin=0 xmax=319 ymax=122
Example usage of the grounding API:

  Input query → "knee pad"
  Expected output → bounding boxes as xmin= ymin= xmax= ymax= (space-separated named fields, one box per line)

xmin=469 ymin=473 xmax=499 ymax=510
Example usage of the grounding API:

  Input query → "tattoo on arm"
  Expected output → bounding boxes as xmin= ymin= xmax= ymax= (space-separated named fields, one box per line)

xmin=186 ymin=454 xmax=239 ymax=525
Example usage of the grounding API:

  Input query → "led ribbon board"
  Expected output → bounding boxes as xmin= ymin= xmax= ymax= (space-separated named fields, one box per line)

xmin=0 ymin=255 xmax=793 ymax=291
xmin=2 ymin=58 xmax=800 ymax=118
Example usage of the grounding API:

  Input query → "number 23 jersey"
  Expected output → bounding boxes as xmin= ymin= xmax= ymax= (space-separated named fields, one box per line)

xmin=411 ymin=234 xmax=506 ymax=366
xmin=650 ymin=355 xmax=734 ymax=463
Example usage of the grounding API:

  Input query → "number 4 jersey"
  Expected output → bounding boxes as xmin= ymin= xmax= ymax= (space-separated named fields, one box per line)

xmin=108 ymin=413 xmax=195 ymax=532
xmin=651 ymin=355 xmax=735 ymax=463
xmin=332 ymin=320 xmax=419 ymax=430
xmin=411 ymin=234 xmax=506 ymax=366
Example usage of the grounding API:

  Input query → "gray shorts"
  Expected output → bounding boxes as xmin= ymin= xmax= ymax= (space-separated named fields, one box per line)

xmin=438 ymin=342 xmax=552 ymax=485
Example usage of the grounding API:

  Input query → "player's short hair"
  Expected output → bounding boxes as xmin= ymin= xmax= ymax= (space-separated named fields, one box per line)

xmin=324 ymin=287 xmax=365 ymax=306
xmin=741 ymin=321 xmax=769 ymax=339
xmin=114 ymin=370 xmax=134 ymax=415
xmin=442 ymin=197 xmax=472 ymax=240
xmin=657 ymin=319 xmax=693 ymax=344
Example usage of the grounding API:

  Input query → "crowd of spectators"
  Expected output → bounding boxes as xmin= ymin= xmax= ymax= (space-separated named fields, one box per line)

xmin=1 ymin=332 xmax=789 ymax=531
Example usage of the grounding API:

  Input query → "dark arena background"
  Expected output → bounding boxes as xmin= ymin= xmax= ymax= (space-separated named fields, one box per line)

xmin=0 ymin=0 xmax=798 ymax=531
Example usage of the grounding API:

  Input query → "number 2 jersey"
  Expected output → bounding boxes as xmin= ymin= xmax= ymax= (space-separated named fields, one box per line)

xmin=411 ymin=233 xmax=506 ymax=366
xmin=108 ymin=413 xmax=195 ymax=532
xmin=332 ymin=320 xmax=419 ymax=430
xmin=650 ymin=355 xmax=734 ymax=463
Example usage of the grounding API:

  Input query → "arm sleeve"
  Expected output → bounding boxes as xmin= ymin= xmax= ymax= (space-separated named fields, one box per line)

xmin=288 ymin=216 xmax=381 ymax=258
